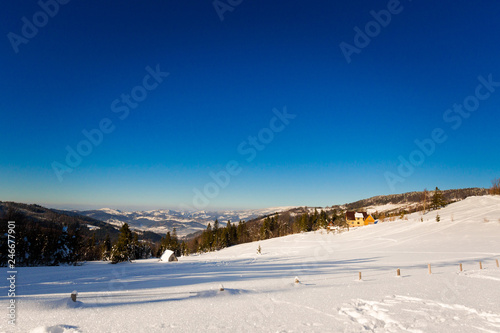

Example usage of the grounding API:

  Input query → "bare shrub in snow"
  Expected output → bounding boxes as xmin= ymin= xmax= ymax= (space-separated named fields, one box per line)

xmin=490 ymin=178 xmax=500 ymax=195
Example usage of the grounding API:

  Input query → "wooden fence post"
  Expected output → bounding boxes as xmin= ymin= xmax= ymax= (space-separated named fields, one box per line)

xmin=397 ymin=268 xmax=400 ymax=277
xmin=459 ymin=263 xmax=462 ymax=272
xmin=71 ymin=290 xmax=78 ymax=302
xmin=479 ymin=261 xmax=483 ymax=270
xmin=359 ymin=272 xmax=362 ymax=281
xmin=428 ymin=264 xmax=432 ymax=274
xmin=496 ymin=259 xmax=499 ymax=268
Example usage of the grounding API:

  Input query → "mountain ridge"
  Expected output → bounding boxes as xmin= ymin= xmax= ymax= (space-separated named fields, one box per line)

xmin=75 ymin=187 xmax=488 ymax=238
xmin=77 ymin=206 xmax=296 ymax=237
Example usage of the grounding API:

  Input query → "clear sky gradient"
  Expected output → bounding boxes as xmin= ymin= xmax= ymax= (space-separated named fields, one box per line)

xmin=1 ymin=1 xmax=499 ymax=211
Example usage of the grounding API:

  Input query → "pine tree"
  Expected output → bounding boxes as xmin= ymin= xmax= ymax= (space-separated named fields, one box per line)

xmin=180 ymin=241 xmax=188 ymax=256
xmin=201 ymin=223 xmax=213 ymax=251
xmin=69 ymin=226 xmax=81 ymax=263
xmin=170 ymin=228 xmax=180 ymax=256
xmin=431 ymin=187 xmax=446 ymax=210
xmin=102 ymin=233 xmax=112 ymax=260
xmin=312 ymin=209 xmax=319 ymax=230
xmin=318 ymin=210 xmax=328 ymax=229
xmin=111 ymin=223 xmax=133 ymax=264
xmin=230 ymin=222 xmax=237 ymax=243
xmin=269 ymin=216 xmax=277 ymax=237
xmin=53 ymin=225 xmax=73 ymax=265
xmin=260 ymin=217 xmax=270 ymax=240
xmin=220 ymin=228 xmax=229 ymax=248
xmin=163 ymin=232 xmax=172 ymax=251
xmin=331 ymin=209 xmax=339 ymax=225
xmin=236 ymin=221 xmax=248 ymax=244
xmin=225 ymin=221 xmax=232 ymax=246
xmin=299 ymin=212 xmax=309 ymax=232
xmin=131 ymin=232 xmax=140 ymax=259
xmin=83 ymin=233 xmax=98 ymax=261
xmin=213 ymin=219 xmax=220 ymax=249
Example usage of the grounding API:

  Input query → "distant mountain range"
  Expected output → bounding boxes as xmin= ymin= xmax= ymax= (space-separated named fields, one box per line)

xmin=77 ymin=188 xmax=489 ymax=238
xmin=77 ymin=206 xmax=295 ymax=237
xmin=0 ymin=201 xmax=163 ymax=244
xmin=2 ymin=187 xmax=488 ymax=240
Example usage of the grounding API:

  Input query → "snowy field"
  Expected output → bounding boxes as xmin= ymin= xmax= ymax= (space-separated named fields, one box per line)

xmin=2 ymin=196 xmax=500 ymax=332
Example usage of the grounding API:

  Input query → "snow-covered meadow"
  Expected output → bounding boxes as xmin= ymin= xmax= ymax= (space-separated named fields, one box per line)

xmin=2 ymin=196 xmax=500 ymax=332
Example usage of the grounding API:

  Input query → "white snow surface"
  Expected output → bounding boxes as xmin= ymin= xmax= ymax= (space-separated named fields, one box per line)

xmin=366 ymin=203 xmax=408 ymax=214
xmin=2 ymin=196 xmax=500 ymax=332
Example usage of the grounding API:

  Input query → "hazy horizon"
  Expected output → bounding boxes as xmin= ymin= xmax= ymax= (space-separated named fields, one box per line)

xmin=11 ymin=185 xmax=489 ymax=213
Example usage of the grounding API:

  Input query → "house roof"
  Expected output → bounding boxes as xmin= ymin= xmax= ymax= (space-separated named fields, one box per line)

xmin=346 ymin=211 xmax=368 ymax=220
xmin=160 ymin=249 xmax=176 ymax=262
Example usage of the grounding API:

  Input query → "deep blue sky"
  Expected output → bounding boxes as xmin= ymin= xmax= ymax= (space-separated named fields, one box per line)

xmin=1 ymin=1 xmax=499 ymax=211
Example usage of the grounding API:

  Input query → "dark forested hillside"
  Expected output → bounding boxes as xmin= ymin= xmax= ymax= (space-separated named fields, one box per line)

xmin=343 ymin=188 xmax=488 ymax=211
xmin=0 ymin=202 xmax=162 ymax=266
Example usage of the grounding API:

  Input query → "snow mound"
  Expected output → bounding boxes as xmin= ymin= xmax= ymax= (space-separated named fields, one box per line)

xmin=196 ymin=288 xmax=250 ymax=298
xmin=30 ymin=325 xmax=82 ymax=333
xmin=43 ymin=298 xmax=84 ymax=309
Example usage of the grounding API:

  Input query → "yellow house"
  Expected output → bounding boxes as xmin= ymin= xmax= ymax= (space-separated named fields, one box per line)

xmin=346 ymin=211 xmax=375 ymax=227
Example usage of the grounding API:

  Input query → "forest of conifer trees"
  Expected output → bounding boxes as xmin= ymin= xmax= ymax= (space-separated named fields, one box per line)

xmin=183 ymin=208 xmax=346 ymax=255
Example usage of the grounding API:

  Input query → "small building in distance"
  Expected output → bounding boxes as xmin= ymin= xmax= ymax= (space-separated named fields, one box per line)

xmin=346 ymin=211 xmax=375 ymax=227
xmin=364 ymin=214 xmax=375 ymax=225
xmin=160 ymin=249 xmax=178 ymax=262
xmin=327 ymin=221 xmax=336 ymax=231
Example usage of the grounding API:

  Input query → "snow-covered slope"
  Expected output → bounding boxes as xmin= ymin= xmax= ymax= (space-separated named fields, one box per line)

xmin=4 ymin=196 xmax=500 ymax=332
xmin=78 ymin=206 xmax=294 ymax=237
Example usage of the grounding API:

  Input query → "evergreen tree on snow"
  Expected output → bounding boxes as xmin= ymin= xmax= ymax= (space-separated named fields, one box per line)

xmin=220 ymin=228 xmax=229 ymax=248
xmin=171 ymin=228 xmax=181 ymax=256
xmin=213 ymin=219 xmax=220 ymax=249
xmin=53 ymin=226 xmax=73 ymax=265
xmin=431 ymin=187 xmax=446 ymax=210
xmin=236 ymin=220 xmax=249 ymax=244
xmin=111 ymin=223 xmax=133 ymax=263
xmin=260 ymin=217 xmax=271 ymax=240
xmin=102 ymin=233 xmax=112 ymax=261
xmin=180 ymin=241 xmax=189 ymax=256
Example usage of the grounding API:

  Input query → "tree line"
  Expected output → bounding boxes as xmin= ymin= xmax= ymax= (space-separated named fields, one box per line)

xmin=182 ymin=208 xmax=347 ymax=255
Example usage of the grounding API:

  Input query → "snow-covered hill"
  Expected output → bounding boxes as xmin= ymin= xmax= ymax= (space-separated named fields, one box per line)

xmin=5 ymin=196 xmax=500 ymax=332
xmin=78 ymin=206 xmax=294 ymax=237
